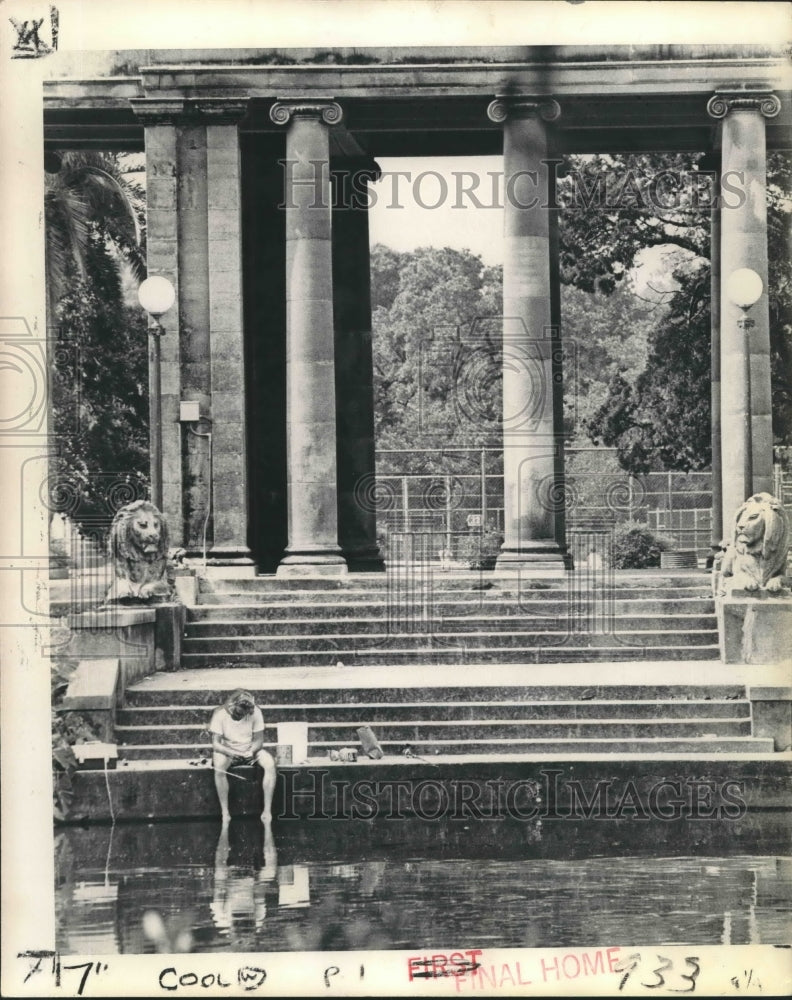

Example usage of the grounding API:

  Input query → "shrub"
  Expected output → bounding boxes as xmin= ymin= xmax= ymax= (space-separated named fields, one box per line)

xmin=458 ymin=526 xmax=503 ymax=570
xmin=611 ymin=522 xmax=673 ymax=569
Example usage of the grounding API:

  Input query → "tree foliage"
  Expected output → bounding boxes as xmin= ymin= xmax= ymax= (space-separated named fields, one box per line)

xmin=585 ymin=261 xmax=713 ymax=472
xmin=372 ymin=244 xmax=503 ymax=474
xmin=46 ymin=153 xmax=149 ymax=536
xmin=568 ymin=151 xmax=791 ymax=471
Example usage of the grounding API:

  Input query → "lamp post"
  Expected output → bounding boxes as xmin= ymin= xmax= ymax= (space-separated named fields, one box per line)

xmin=138 ymin=276 xmax=176 ymax=511
xmin=725 ymin=267 xmax=763 ymax=499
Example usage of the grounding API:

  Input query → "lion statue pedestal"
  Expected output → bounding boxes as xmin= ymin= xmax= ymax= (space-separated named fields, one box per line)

xmin=105 ymin=500 xmax=182 ymax=604
xmin=715 ymin=492 xmax=792 ymax=665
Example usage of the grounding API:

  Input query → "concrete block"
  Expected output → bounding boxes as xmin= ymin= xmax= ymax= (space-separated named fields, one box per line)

xmin=210 ymin=392 xmax=244 ymax=422
xmin=173 ymin=572 xmax=198 ymax=606
xmin=207 ymin=360 xmax=244 ymax=393
xmin=207 ymin=208 xmax=240 ymax=238
xmin=61 ymin=657 xmax=120 ymax=711
xmin=750 ymin=686 xmax=792 ymax=752
xmin=207 ymin=238 xmax=242 ymax=273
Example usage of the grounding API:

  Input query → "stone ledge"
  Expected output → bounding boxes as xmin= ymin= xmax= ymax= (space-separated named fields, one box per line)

xmin=750 ymin=686 xmax=792 ymax=701
xmin=59 ymin=755 xmax=792 ymax=824
xmin=61 ymin=657 xmax=120 ymax=711
xmin=67 ymin=607 xmax=156 ymax=628
xmin=59 ymin=658 xmax=120 ymax=743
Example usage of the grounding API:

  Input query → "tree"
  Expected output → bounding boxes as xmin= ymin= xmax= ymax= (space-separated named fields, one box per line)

xmin=561 ymin=279 xmax=659 ymax=438
xmin=45 ymin=151 xmax=144 ymax=303
xmin=561 ymin=151 xmax=792 ymax=471
xmin=371 ymin=244 xmax=503 ymax=475
xmin=586 ymin=261 xmax=712 ymax=472
xmin=46 ymin=153 xmax=149 ymax=537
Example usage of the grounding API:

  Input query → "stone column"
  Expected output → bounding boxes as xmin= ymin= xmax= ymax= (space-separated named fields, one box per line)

xmin=487 ymin=97 xmax=570 ymax=574
xmin=176 ymin=115 xmax=211 ymax=557
xmin=270 ymin=99 xmax=347 ymax=576
xmin=709 ymin=161 xmax=723 ymax=546
xmin=205 ymin=103 xmax=255 ymax=572
xmin=132 ymin=99 xmax=255 ymax=571
xmin=332 ymin=158 xmax=385 ymax=571
xmin=708 ymin=90 xmax=780 ymax=526
xmin=131 ymin=100 xmax=184 ymax=547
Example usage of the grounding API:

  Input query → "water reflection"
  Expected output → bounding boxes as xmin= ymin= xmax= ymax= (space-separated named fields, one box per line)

xmin=54 ymin=815 xmax=792 ymax=954
xmin=210 ymin=822 xmax=277 ymax=949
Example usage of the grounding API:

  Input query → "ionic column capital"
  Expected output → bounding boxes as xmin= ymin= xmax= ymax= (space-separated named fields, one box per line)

xmin=707 ymin=89 xmax=781 ymax=120
xmin=487 ymin=96 xmax=561 ymax=124
xmin=269 ymin=99 xmax=343 ymax=126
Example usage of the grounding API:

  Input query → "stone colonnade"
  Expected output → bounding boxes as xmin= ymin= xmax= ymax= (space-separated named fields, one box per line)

xmin=133 ymin=86 xmax=780 ymax=574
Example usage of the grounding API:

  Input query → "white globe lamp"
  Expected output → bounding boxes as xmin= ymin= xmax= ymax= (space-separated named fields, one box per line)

xmin=138 ymin=275 xmax=176 ymax=319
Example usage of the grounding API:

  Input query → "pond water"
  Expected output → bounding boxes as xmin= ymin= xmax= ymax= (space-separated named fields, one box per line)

xmin=55 ymin=814 xmax=791 ymax=954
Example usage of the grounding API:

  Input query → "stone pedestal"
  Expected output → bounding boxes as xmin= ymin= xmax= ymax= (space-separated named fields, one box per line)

xmin=749 ymin=687 xmax=792 ymax=752
xmin=717 ymin=590 xmax=792 ymax=664
xmin=65 ymin=607 xmax=156 ymax=691
xmin=487 ymin=97 xmax=570 ymax=575
xmin=271 ymin=100 xmax=347 ymax=577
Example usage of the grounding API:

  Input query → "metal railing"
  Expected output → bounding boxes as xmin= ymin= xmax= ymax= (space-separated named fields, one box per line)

xmin=375 ymin=448 xmax=716 ymax=557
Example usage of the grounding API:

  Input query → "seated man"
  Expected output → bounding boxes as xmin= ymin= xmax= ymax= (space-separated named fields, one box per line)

xmin=210 ymin=689 xmax=276 ymax=824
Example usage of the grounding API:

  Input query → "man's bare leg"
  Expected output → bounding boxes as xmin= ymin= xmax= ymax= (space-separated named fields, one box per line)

xmin=255 ymin=749 xmax=276 ymax=822
xmin=212 ymin=752 xmax=232 ymax=825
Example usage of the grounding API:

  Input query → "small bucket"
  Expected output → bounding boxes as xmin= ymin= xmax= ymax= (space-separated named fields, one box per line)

xmin=276 ymin=722 xmax=308 ymax=764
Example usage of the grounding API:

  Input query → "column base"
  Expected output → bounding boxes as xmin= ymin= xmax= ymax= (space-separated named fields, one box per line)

xmin=495 ymin=544 xmax=573 ymax=579
xmin=277 ymin=551 xmax=348 ymax=578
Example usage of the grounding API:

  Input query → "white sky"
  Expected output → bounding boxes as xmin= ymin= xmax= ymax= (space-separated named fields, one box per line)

xmin=369 ymin=156 xmax=505 ymax=265
xmin=368 ymin=155 xmax=679 ymax=289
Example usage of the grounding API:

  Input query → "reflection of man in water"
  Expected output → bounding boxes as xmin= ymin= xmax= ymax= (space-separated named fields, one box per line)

xmin=211 ymin=821 xmax=278 ymax=949
xmin=210 ymin=689 xmax=276 ymax=823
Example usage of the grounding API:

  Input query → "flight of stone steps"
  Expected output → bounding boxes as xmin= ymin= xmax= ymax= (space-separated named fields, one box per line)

xmin=116 ymin=676 xmax=769 ymax=761
xmin=113 ymin=571 xmax=777 ymax=763
xmin=180 ymin=572 xmax=721 ymax=668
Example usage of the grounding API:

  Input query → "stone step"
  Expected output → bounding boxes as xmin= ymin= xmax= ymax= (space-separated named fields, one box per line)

xmin=125 ymin=680 xmax=748 ymax=706
xmin=179 ymin=644 xmax=720 ymax=667
xmin=115 ymin=717 xmax=752 ymax=745
xmin=187 ymin=598 xmax=716 ymax=620
xmin=197 ymin=585 xmax=713 ymax=605
xmin=118 ymin=699 xmax=750 ymax=725
xmin=184 ymin=614 xmax=716 ymax=636
xmin=197 ymin=572 xmax=710 ymax=594
xmin=115 ymin=735 xmax=776 ymax=760
xmin=182 ymin=629 xmax=718 ymax=653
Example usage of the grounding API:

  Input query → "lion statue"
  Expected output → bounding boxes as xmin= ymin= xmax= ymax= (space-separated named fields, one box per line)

xmin=105 ymin=500 xmax=176 ymax=603
xmin=720 ymin=492 xmax=790 ymax=593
